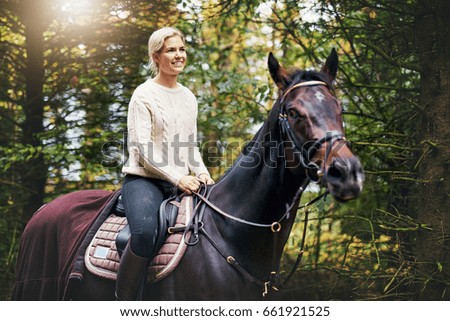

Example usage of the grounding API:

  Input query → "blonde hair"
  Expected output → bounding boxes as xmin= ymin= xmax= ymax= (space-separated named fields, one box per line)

xmin=148 ymin=27 xmax=185 ymax=75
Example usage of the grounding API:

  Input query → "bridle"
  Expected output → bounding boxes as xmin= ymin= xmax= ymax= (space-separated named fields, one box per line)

xmin=183 ymin=80 xmax=349 ymax=298
xmin=278 ymin=80 xmax=347 ymax=184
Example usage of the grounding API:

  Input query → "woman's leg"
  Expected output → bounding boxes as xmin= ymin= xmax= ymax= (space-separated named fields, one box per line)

xmin=115 ymin=175 xmax=165 ymax=300
xmin=122 ymin=175 xmax=165 ymax=258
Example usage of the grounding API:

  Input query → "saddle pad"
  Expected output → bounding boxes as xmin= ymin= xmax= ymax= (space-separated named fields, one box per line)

xmin=84 ymin=196 xmax=193 ymax=283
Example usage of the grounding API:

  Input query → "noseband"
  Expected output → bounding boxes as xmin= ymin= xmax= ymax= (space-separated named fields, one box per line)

xmin=278 ymin=80 xmax=347 ymax=183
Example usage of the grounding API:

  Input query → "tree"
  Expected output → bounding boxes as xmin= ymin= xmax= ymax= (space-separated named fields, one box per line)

xmin=413 ymin=0 xmax=450 ymax=299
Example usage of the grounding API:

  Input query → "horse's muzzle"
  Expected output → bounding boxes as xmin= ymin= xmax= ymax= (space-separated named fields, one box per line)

xmin=325 ymin=157 xmax=364 ymax=202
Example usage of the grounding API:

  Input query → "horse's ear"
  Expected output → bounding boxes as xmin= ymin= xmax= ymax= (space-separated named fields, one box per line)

xmin=321 ymin=48 xmax=338 ymax=80
xmin=268 ymin=52 xmax=290 ymax=90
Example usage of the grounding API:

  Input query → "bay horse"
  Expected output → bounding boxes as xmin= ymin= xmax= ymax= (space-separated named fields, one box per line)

xmin=12 ymin=50 xmax=363 ymax=300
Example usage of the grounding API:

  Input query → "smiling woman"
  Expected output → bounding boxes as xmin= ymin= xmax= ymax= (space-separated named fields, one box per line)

xmin=115 ymin=26 xmax=214 ymax=300
xmin=152 ymin=36 xmax=187 ymax=85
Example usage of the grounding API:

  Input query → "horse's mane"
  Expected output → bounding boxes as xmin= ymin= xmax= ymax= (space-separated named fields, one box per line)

xmin=289 ymin=68 xmax=333 ymax=87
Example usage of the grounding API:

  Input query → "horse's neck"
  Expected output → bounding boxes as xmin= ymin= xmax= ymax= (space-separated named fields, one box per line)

xmin=213 ymin=127 xmax=304 ymax=219
xmin=207 ymin=127 xmax=307 ymax=277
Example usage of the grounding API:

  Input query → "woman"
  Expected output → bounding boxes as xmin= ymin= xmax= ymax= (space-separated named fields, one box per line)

xmin=118 ymin=27 xmax=214 ymax=300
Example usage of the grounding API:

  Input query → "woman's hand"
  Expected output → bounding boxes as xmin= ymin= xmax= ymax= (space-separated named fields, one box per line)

xmin=198 ymin=173 xmax=215 ymax=185
xmin=178 ymin=174 xmax=215 ymax=194
xmin=177 ymin=175 xmax=201 ymax=194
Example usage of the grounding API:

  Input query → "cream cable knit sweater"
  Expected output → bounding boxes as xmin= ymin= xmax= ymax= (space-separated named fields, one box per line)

xmin=122 ymin=79 xmax=209 ymax=186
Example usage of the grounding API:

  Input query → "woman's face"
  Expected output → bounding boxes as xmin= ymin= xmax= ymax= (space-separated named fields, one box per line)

xmin=154 ymin=35 xmax=187 ymax=77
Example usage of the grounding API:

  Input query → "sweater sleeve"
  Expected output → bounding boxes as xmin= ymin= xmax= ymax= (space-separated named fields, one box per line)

xmin=127 ymin=97 xmax=185 ymax=186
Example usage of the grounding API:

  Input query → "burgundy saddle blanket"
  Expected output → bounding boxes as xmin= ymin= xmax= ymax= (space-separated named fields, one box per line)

xmin=12 ymin=189 xmax=192 ymax=300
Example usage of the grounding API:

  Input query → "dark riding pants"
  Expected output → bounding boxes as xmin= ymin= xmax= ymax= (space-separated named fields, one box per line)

xmin=121 ymin=175 xmax=175 ymax=258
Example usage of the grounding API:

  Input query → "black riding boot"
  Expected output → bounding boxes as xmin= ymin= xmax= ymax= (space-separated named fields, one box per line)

xmin=115 ymin=242 xmax=149 ymax=300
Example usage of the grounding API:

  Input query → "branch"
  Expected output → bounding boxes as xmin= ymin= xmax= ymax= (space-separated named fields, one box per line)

xmin=362 ymin=40 xmax=419 ymax=72
xmin=271 ymin=7 xmax=322 ymax=65
xmin=342 ymin=111 xmax=384 ymax=122
xmin=348 ymin=83 xmax=419 ymax=93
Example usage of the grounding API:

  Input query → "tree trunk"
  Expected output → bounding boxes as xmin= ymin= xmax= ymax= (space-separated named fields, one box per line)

xmin=413 ymin=0 xmax=450 ymax=300
xmin=20 ymin=1 xmax=47 ymax=218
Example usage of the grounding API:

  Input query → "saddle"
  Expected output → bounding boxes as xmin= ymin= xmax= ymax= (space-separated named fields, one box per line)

xmin=84 ymin=194 xmax=193 ymax=283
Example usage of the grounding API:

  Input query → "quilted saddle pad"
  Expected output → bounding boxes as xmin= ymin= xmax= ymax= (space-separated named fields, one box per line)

xmin=84 ymin=196 xmax=193 ymax=283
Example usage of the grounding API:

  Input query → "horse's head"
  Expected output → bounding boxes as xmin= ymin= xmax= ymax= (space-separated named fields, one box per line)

xmin=268 ymin=49 xmax=364 ymax=201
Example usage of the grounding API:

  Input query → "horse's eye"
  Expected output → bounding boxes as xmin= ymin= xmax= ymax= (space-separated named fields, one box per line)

xmin=288 ymin=109 xmax=302 ymax=120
